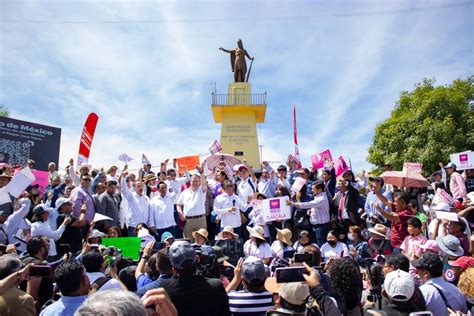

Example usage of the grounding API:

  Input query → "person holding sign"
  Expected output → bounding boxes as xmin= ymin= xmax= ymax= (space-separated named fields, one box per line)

xmin=176 ymin=163 xmax=208 ymax=243
xmin=214 ymin=180 xmax=249 ymax=238
xmin=287 ymin=181 xmax=330 ymax=247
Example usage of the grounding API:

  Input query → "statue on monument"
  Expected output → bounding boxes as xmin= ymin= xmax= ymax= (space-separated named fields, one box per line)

xmin=219 ymin=39 xmax=254 ymax=83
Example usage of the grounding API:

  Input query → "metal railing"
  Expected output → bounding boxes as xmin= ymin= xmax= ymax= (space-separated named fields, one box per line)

xmin=212 ymin=93 xmax=267 ymax=106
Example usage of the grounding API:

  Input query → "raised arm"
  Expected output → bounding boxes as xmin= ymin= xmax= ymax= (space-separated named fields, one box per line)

xmin=219 ymin=47 xmax=233 ymax=54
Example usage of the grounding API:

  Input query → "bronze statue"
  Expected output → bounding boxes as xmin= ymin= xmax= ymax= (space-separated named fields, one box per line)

xmin=219 ymin=39 xmax=255 ymax=83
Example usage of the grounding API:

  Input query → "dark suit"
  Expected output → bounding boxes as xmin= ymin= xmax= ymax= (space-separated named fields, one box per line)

xmin=333 ymin=184 xmax=362 ymax=234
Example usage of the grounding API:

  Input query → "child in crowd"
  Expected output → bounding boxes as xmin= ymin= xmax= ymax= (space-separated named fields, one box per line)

xmin=400 ymin=217 xmax=427 ymax=259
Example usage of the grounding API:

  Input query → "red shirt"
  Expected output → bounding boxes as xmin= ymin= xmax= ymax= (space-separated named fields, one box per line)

xmin=390 ymin=208 xmax=413 ymax=248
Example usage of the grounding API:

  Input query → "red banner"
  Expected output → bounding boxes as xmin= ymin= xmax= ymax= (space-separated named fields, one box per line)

xmin=174 ymin=155 xmax=200 ymax=174
xmin=77 ymin=113 xmax=99 ymax=167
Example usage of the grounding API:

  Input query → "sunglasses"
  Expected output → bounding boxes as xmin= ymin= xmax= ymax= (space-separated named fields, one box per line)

xmin=82 ymin=178 xmax=92 ymax=182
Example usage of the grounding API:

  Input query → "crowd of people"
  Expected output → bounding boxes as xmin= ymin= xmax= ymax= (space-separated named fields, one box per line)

xmin=0 ymin=156 xmax=473 ymax=316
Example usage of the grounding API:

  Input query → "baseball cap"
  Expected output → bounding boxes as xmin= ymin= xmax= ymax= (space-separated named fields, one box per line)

xmin=55 ymin=197 xmax=72 ymax=210
xmin=383 ymin=269 xmax=415 ymax=302
xmin=448 ymin=256 xmax=474 ymax=270
xmin=444 ymin=162 xmax=456 ymax=169
xmin=88 ymin=229 xmax=106 ymax=239
xmin=412 ymin=252 xmax=443 ymax=270
xmin=169 ymin=241 xmax=197 ymax=269
xmin=242 ymin=256 xmax=266 ymax=284
xmin=264 ymin=277 xmax=310 ymax=306
xmin=33 ymin=204 xmax=50 ymax=216
xmin=368 ymin=176 xmax=384 ymax=187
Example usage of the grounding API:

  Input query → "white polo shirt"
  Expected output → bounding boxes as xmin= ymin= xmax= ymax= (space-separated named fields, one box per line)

xmin=177 ymin=187 xmax=206 ymax=217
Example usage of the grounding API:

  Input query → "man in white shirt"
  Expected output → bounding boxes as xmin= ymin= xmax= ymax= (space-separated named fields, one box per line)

xmin=276 ymin=165 xmax=291 ymax=190
xmin=165 ymin=168 xmax=190 ymax=205
xmin=0 ymin=198 xmax=31 ymax=245
xmin=150 ymin=181 xmax=176 ymax=238
xmin=257 ymin=162 xmax=278 ymax=198
xmin=214 ymin=180 xmax=249 ymax=237
xmin=236 ymin=165 xmax=257 ymax=203
xmin=120 ymin=170 xmax=151 ymax=237
xmin=177 ymin=167 xmax=208 ymax=243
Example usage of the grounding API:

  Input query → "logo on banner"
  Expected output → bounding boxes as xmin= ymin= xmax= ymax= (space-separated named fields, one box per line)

xmin=459 ymin=153 xmax=468 ymax=168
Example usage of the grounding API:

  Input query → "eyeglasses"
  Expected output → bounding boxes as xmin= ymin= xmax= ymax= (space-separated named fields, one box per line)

xmin=82 ymin=178 xmax=92 ymax=182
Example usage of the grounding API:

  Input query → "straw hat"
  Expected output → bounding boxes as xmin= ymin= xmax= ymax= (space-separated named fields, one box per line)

xmin=143 ymin=173 xmax=157 ymax=183
xmin=247 ymin=225 xmax=266 ymax=241
xmin=276 ymin=228 xmax=293 ymax=246
xmin=192 ymin=228 xmax=209 ymax=240
xmin=368 ymin=224 xmax=387 ymax=238
xmin=218 ymin=226 xmax=239 ymax=239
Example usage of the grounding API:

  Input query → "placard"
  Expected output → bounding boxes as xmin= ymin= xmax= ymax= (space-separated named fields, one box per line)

xmin=311 ymin=149 xmax=332 ymax=170
xmin=450 ymin=151 xmax=474 ymax=171
xmin=403 ymin=162 xmax=423 ymax=175
xmin=291 ymin=177 xmax=307 ymax=194
xmin=262 ymin=196 xmax=291 ymax=222
xmin=175 ymin=155 xmax=200 ymax=174
xmin=435 ymin=211 xmax=458 ymax=222
xmin=433 ymin=188 xmax=455 ymax=206
xmin=210 ymin=239 xmax=244 ymax=266
xmin=101 ymin=237 xmax=141 ymax=260
xmin=6 ymin=167 xmax=35 ymax=198
xmin=31 ymin=170 xmax=49 ymax=196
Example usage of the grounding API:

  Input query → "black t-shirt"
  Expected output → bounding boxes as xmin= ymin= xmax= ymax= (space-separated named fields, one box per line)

xmin=466 ymin=176 xmax=474 ymax=193
xmin=56 ymin=213 xmax=83 ymax=256
xmin=160 ymin=275 xmax=230 ymax=316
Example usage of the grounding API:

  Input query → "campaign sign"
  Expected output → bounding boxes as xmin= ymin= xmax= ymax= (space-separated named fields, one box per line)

xmin=211 ymin=239 xmax=244 ymax=266
xmin=0 ymin=117 xmax=61 ymax=171
xmin=450 ymin=151 xmax=474 ymax=171
xmin=262 ymin=196 xmax=291 ymax=222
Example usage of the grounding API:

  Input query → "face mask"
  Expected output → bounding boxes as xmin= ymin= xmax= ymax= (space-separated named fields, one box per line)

xmin=327 ymin=240 xmax=337 ymax=247
xmin=348 ymin=234 xmax=355 ymax=241
xmin=466 ymin=296 xmax=474 ymax=304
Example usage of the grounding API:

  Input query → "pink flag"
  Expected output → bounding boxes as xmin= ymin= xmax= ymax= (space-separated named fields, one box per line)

xmin=311 ymin=149 xmax=333 ymax=170
xmin=293 ymin=105 xmax=301 ymax=168
xmin=334 ymin=156 xmax=349 ymax=177
xmin=208 ymin=139 xmax=222 ymax=155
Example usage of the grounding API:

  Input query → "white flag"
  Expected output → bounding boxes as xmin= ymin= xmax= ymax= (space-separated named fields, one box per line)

xmin=118 ymin=153 xmax=134 ymax=164
xmin=208 ymin=139 xmax=222 ymax=155
xmin=142 ymin=153 xmax=151 ymax=165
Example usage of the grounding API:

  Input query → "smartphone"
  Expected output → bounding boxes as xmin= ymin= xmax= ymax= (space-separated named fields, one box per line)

xmin=294 ymin=253 xmax=314 ymax=264
xmin=275 ymin=266 xmax=306 ymax=283
xmin=283 ymin=250 xmax=296 ymax=259
xmin=30 ymin=265 xmax=52 ymax=278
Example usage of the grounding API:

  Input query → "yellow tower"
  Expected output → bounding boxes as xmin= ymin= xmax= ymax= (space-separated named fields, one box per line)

xmin=211 ymin=82 xmax=267 ymax=168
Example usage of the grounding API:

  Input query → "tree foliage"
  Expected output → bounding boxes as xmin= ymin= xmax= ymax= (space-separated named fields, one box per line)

xmin=368 ymin=77 xmax=474 ymax=176
xmin=0 ymin=105 xmax=8 ymax=117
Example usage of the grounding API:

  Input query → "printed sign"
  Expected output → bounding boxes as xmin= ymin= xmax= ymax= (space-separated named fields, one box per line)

xmin=102 ymin=237 xmax=142 ymax=261
xmin=208 ymin=139 xmax=222 ymax=155
xmin=175 ymin=155 xmax=200 ymax=174
xmin=31 ymin=170 xmax=50 ymax=196
xmin=210 ymin=239 xmax=244 ymax=266
xmin=262 ymin=196 xmax=291 ymax=222
xmin=433 ymin=188 xmax=455 ymax=206
xmin=291 ymin=177 xmax=307 ymax=194
xmin=311 ymin=149 xmax=333 ymax=170
xmin=403 ymin=162 xmax=423 ymax=175
xmin=334 ymin=156 xmax=349 ymax=177
xmin=6 ymin=167 xmax=36 ymax=198
xmin=0 ymin=117 xmax=61 ymax=171
xmin=450 ymin=151 xmax=474 ymax=170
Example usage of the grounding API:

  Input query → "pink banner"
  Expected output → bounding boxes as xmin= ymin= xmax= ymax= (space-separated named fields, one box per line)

xmin=31 ymin=170 xmax=50 ymax=196
xmin=311 ymin=149 xmax=332 ymax=170
xmin=334 ymin=156 xmax=349 ymax=177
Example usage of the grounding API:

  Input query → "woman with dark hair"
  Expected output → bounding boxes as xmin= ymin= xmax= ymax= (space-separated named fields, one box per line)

xmin=320 ymin=230 xmax=349 ymax=262
xmin=267 ymin=185 xmax=293 ymax=242
xmin=244 ymin=226 xmax=272 ymax=265
xmin=213 ymin=170 xmax=230 ymax=198
xmin=346 ymin=225 xmax=370 ymax=266
xmin=107 ymin=226 xmax=122 ymax=238
xmin=343 ymin=170 xmax=360 ymax=190
xmin=329 ymin=257 xmax=363 ymax=315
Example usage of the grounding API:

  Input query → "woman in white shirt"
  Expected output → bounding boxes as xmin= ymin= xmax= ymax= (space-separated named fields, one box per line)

xmin=243 ymin=226 xmax=272 ymax=265
xmin=270 ymin=228 xmax=293 ymax=259
xmin=30 ymin=204 xmax=70 ymax=259
xmin=320 ymin=230 xmax=349 ymax=262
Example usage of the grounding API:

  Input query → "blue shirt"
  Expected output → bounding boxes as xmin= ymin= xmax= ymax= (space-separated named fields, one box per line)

xmin=135 ymin=273 xmax=173 ymax=297
xmin=364 ymin=189 xmax=392 ymax=219
xmin=136 ymin=273 xmax=153 ymax=288
xmin=40 ymin=295 xmax=87 ymax=316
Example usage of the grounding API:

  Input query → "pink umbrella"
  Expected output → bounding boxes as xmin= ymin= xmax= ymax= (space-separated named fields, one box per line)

xmin=380 ymin=171 xmax=430 ymax=188
xmin=204 ymin=153 xmax=241 ymax=172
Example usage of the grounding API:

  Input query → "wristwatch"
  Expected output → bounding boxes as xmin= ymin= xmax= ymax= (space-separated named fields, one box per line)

xmin=141 ymin=255 xmax=149 ymax=260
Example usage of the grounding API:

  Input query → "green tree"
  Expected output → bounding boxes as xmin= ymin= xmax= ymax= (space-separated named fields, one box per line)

xmin=368 ymin=77 xmax=474 ymax=176
xmin=0 ymin=105 xmax=8 ymax=117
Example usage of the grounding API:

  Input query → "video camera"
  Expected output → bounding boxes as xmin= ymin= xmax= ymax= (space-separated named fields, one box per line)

xmin=192 ymin=244 xmax=217 ymax=276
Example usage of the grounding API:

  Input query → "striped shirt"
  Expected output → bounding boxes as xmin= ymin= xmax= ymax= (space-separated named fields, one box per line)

xmin=228 ymin=290 xmax=274 ymax=315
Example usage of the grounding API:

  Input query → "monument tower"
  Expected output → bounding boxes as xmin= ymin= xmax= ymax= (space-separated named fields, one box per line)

xmin=212 ymin=39 xmax=267 ymax=168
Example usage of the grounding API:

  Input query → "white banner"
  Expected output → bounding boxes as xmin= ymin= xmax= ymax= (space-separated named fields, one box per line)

xmin=402 ymin=162 xmax=423 ymax=174
xmin=6 ymin=167 xmax=36 ymax=198
xmin=262 ymin=196 xmax=291 ymax=222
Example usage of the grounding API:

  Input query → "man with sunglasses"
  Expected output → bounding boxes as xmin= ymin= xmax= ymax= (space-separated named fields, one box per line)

xmin=70 ymin=174 xmax=96 ymax=224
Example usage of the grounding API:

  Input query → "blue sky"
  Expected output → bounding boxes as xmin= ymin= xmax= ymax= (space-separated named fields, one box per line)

xmin=1 ymin=0 xmax=472 ymax=172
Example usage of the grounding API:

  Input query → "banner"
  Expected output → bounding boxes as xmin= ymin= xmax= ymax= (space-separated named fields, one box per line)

xmin=0 ymin=117 xmax=61 ymax=170
xmin=208 ymin=139 xmax=222 ymax=155
xmin=311 ymin=149 xmax=333 ymax=170
xmin=77 ymin=113 xmax=99 ymax=167
xmin=141 ymin=153 xmax=151 ymax=165
xmin=175 ymin=155 xmax=200 ymax=174
xmin=403 ymin=162 xmax=423 ymax=174
xmin=31 ymin=170 xmax=50 ymax=196
xmin=262 ymin=196 xmax=291 ymax=222
xmin=433 ymin=188 xmax=455 ymax=206
xmin=101 ymin=237 xmax=142 ymax=260
xmin=334 ymin=156 xmax=349 ymax=177
xmin=450 ymin=151 xmax=474 ymax=170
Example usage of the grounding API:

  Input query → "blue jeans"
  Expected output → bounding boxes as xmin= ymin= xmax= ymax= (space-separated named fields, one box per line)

xmin=313 ymin=222 xmax=331 ymax=247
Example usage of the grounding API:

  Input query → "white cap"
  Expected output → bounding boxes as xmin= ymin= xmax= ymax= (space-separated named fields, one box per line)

xmin=432 ymin=202 xmax=451 ymax=212
xmin=55 ymin=197 xmax=72 ymax=210
xmin=383 ymin=269 xmax=415 ymax=302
